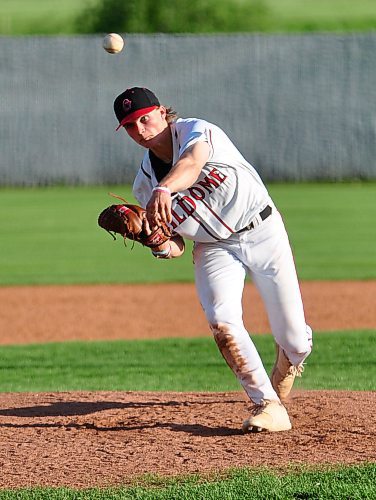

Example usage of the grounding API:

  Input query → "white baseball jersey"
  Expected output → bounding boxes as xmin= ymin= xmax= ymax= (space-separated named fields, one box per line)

xmin=132 ymin=118 xmax=272 ymax=242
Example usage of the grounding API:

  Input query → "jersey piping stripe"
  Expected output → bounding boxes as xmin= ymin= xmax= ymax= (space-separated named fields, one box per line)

xmin=190 ymin=213 xmax=219 ymax=239
xmin=199 ymin=198 xmax=235 ymax=233
xmin=141 ymin=164 xmax=151 ymax=179
xmin=207 ymin=128 xmax=214 ymax=156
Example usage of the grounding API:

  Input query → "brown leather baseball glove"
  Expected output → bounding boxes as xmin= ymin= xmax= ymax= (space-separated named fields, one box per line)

xmin=98 ymin=203 xmax=171 ymax=251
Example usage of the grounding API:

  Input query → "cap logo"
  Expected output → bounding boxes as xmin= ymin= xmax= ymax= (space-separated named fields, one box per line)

xmin=122 ymin=99 xmax=132 ymax=112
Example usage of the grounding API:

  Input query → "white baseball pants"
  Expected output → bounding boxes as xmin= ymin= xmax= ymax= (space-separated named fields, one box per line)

xmin=193 ymin=209 xmax=312 ymax=404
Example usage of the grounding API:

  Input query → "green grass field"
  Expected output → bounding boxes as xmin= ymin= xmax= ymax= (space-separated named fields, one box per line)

xmin=0 ymin=0 xmax=96 ymax=35
xmin=267 ymin=0 xmax=376 ymax=31
xmin=1 ymin=0 xmax=375 ymax=34
xmin=0 ymin=464 xmax=375 ymax=500
xmin=0 ymin=330 xmax=375 ymax=392
xmin=1 ymin=182 xmax=375 ymax=285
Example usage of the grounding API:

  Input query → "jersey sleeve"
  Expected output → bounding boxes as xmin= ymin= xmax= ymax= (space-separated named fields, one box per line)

xmin=177 ymin=119 xmax=214 ymax=160
xmin=132 ymin=155 xmax=153 ymax=208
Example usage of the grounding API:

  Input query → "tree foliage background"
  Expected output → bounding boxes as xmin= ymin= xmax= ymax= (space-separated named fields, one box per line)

xmin=76 ymin=0 xmax=271 ymax=34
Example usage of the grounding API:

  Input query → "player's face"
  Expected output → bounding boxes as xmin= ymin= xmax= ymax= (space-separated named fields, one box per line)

xmin=123 ymin=107 xmax=169 ymax=147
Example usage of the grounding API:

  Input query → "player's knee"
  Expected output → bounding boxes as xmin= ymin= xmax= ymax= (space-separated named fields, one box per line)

xmin=205 ymin=305 xmax=243 ymax=329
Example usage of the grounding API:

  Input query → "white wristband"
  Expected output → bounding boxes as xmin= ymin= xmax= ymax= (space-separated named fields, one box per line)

xmin=152 ymin=186 xmax=171 ymax=195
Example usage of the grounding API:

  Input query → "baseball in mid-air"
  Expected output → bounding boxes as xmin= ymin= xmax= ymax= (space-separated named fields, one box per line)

xmin=103 ymin=33 xmax=124 ymax=54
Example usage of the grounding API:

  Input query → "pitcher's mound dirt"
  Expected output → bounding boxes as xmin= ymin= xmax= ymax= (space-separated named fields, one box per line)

xmin=0 ymin=390 xmax=375 ymax=489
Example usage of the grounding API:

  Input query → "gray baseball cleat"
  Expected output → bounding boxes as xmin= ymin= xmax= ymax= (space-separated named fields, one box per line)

xmin=271 ymin=344 xmax=304 ymax=401
xmin=242 ymin=400 xmax=292 ymax=433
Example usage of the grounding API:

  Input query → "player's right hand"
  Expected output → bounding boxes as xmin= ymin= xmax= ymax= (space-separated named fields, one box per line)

xmin=146 ymin=190 xmax=172 ymax=227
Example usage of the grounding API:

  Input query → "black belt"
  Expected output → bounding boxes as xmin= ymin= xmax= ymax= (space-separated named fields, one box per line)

xmin=237 ymin=205 xmax=272 ymax=233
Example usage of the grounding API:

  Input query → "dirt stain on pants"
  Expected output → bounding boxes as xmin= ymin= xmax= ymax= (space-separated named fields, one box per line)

xmin=211 ymin=323 xmax=259 ymax=401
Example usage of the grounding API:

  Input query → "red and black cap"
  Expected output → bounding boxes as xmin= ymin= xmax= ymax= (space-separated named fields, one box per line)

xmin=114 ymin=87 xmax=160 ymax=131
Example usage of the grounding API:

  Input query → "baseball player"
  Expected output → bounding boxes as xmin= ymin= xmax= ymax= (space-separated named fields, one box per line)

xmin=113 ymin=87 xmax=313 ymax=432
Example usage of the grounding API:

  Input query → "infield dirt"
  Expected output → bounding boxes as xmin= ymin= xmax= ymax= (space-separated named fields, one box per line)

xmin=1 ymin=280 xmax=375 ymax=344
xmin=0 ymin=281 xmax=375 ymax=488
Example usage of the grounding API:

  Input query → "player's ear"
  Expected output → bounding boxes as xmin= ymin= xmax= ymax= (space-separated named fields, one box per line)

xmin=158 ymin=106 xmax=167 ymax=119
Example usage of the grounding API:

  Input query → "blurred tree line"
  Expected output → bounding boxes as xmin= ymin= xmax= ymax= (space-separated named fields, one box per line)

xmin=76 ymin=0 xmax=271 ymax=33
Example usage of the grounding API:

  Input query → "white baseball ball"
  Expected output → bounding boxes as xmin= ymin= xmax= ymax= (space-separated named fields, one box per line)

xmin=103 ymin=33 xmax=124 ymax=54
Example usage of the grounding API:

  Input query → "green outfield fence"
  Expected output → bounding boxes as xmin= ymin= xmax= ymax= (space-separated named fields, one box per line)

xmin=1 ymin=33 xmax=376 ymax=186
